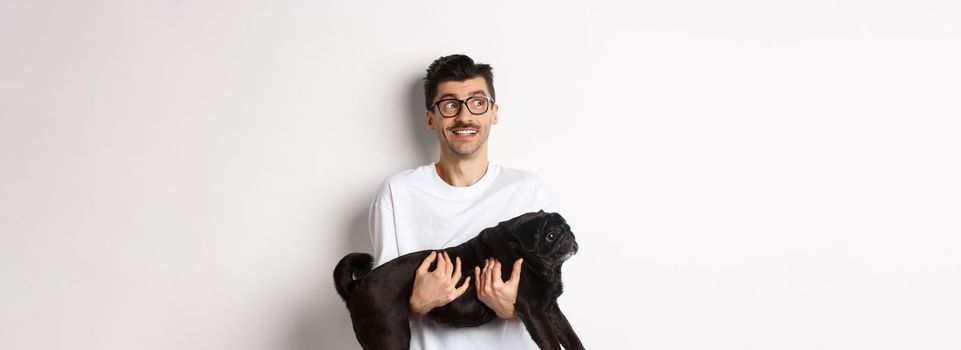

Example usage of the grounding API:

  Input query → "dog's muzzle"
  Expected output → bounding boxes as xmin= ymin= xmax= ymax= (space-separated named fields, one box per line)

xmin=557 ymin=234 xmax=578 ymax=262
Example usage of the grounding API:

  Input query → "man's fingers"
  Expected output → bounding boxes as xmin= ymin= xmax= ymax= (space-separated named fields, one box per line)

xmin=481 ymin=260 xmax=492 ymax=292
xmin=492 ymin=259 xmax=503 ymax=283
xmin=454 ymin=276 xmax=471 ymax=296
xmin=509 ymin=258 xmax=524 ymax=284
xmin=433 ymin=252 xmax=447 ymax=275
xmin=474 ymin=266 xmax=481 ymax=290
xmin=484 ymin=259 xmax=493 ymax=294
xmin=452 ymin=256 xmax=462 ymax=280
xmin=443 ymin=252 xmax=453 ymax=277
xmin=418 ymin=251 xmax=437 ymax=273
xmin=487 ymin=258 xmax=497 ymax=287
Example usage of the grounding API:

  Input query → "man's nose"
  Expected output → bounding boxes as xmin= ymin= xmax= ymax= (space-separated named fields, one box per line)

xmin=453 ymin=104 xmax=473 ymax=121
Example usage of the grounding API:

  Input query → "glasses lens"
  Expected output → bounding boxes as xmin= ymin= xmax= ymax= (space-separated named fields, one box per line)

xmin=465 ymin=96 xmax=490 ymax=114
xmin=437 ymin=99 xmax=460 ymax=117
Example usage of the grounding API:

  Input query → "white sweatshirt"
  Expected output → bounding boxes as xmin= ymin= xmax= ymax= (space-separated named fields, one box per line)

xmin=368 ymin=162 xmax=555 ymax=350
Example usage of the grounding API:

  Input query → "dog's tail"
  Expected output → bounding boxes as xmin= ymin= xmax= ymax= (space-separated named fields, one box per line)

xmin=333 ymin=253 xmax=374 ymax=303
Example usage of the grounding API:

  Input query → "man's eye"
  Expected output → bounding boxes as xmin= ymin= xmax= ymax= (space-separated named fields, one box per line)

xmin=444 ymin=102 xmax=457 ymax=110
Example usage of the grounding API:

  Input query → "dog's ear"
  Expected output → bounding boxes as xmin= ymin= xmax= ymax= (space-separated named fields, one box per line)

xmin=506 ymin=210 xmax=550 ymax=252
xmin=505 ymin=210 xmax=548 ymax=232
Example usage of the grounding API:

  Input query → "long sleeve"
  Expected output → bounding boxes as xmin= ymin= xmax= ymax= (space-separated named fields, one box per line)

xmin=368 ymin=182 xmax=399 ymax=267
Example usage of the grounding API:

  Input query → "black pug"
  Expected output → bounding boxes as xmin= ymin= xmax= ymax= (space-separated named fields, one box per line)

xmin=333 ymin=210 xmax=583 ymax=350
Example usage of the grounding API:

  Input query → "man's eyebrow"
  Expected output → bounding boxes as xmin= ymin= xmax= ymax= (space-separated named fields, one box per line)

xmin=436 ymin=90 xmax=490 ymax=101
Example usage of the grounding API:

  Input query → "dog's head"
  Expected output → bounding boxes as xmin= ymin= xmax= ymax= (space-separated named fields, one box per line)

xmin=505 ymin=210 xmax=578 ymax=266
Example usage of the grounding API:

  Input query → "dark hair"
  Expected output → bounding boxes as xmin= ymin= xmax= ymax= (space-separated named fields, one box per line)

xmin=423 ymin=54 xmax=495 ymax=109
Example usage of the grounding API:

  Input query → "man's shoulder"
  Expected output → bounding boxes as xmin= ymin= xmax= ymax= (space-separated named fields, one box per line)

xmin=494 ymin=164 xmax=546 ymax=186
xmin=497 ymin=164 xmax=556 ymax=212
xmin=373 ymin=164 xmax=432 ymax=194
xmin=382 ymin=164 xmax=430 ymax=185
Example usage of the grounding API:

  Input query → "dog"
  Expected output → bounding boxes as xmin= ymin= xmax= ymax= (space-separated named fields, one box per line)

xmin=333 ymin=210 xmax=583 ymax=350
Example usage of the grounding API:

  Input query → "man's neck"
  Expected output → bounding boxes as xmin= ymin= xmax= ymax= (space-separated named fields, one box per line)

xmin=434 ymin=154 xmax=489 ymax=187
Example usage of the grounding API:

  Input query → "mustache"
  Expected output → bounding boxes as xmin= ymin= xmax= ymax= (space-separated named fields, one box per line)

xmin=448 ymin=122 xmax=480 ymax=130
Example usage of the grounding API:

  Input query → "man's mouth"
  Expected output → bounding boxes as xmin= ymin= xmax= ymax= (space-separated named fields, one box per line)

xmin=450 ymin=128 xmax=478 ymax=139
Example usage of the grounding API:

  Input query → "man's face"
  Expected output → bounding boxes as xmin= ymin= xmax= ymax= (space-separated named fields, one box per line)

xmin=426 ymin=77 xmax=499 ymax=158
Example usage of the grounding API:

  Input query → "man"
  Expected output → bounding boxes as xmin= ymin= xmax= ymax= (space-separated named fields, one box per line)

xmin=368 ymin=54 xmax=556 ymax=349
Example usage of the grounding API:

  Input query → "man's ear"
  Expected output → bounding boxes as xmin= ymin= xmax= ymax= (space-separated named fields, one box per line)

xmin=426 ymin=110 xmax=435 ymax=130
xmin=491 ymin=104 xmax=498 ymax=125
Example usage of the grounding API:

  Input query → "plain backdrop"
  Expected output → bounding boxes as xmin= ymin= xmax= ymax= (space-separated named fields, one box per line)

xmin=1 ymin=1 xmax=959 ymax=349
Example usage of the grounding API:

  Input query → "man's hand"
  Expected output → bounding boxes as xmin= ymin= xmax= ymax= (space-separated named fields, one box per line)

xmin=409 ymin=251 xmax=471 ymax=319
xmin=475 ymin=257 xmax=523 ymax=319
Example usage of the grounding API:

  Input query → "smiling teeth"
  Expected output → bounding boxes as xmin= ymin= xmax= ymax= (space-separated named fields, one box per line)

xmin=453 ymin=130 xmax=477 ymax=134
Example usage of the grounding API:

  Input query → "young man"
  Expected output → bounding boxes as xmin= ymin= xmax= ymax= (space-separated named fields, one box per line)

xmin=368 ymin=54 xmax=555 ymax=349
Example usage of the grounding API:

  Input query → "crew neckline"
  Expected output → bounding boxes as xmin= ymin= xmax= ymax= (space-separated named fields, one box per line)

xmin=426 ymin=161 xmax=499 ymax=200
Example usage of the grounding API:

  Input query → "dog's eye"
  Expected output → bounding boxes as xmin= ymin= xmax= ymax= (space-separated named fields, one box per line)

xmin=546 ymin=232 xmax=556 ymax=242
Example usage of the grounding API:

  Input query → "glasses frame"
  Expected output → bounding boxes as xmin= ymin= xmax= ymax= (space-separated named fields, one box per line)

xmin=429 ymin=95 xmax=495 ymax=118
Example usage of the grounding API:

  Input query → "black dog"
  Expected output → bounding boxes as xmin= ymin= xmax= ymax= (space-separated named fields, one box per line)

xmin=333 ymin=210 xmax=583 ymax=350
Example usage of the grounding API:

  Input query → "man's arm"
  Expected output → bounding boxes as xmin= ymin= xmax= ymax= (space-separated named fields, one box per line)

xmin=368 ymin=182 xmax=470 ymax=319
xmin=369 ymin=198 xmax=399 ymax=267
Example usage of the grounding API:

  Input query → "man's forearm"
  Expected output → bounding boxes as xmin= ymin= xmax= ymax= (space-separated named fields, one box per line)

xmin=408 ymin=296 xmax=431 ymax=320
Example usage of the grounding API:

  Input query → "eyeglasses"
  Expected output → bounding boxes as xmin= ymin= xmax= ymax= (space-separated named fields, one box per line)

xmin=429 ymin=96 xmax=494 ymax=118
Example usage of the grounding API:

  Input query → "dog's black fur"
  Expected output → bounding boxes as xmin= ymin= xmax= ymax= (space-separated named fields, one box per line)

xmin=333 ymin=210 xmax=583 ymax=350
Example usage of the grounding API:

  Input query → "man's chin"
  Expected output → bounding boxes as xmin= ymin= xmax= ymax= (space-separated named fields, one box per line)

xmin=445 ymin=140 xmax=484 ymax=157
xmin=449 ymin=146 xmax=480 ymax=157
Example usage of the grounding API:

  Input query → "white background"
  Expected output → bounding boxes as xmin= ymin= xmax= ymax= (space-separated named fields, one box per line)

xmin=1 ymin=1 xmax=959 ymax=349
